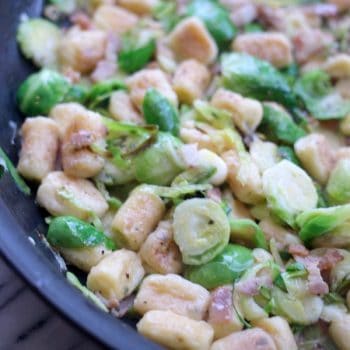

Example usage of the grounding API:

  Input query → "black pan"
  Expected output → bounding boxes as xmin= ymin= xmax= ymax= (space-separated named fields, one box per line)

xmin=0 ymin=2 xmax=162 ymax=349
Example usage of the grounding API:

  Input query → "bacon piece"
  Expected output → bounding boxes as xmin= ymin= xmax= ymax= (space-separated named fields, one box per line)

xmin=235 ymin=275 xmax=273 ymax=296
xmin=318 ymin=249 xmax=344 ymax=271
xmin=69 ymin=130 xmax=95 ymax=149
xmin=208 ymin=285 xmax=234 ymax=324
xmin=91 ymin=60 xmax=117 ymax=82
xmin=295 ymin=256 xmax=329 ymax=296
xmin=70 ymin=12 xmax=93 ymax=30
xmin=207 ymin=188 xmax=222 ymax=204
xmin=288 ymin=244 xmax=309 ymax=257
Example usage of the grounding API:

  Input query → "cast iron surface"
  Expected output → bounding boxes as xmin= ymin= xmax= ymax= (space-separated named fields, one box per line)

xmin=0 ymin=2 xmax=162 ymax=349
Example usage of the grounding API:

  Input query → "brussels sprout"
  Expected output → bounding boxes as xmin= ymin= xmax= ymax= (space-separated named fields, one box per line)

xmin=186 ymin=0 xmax=236 ymax=49
xmin=143 ymin=89 xmax=179 ymax=135
xmin=221 ymin=53 xmax=296 ymax=108
xmin=95 ymin=160 xmax=136 ymax=186
xmin=119 ymin=27 xmax=156 ymax=74
xmin=280 ymin=63 xmax=299 ymax=86
xmin=259 ymin=104 xmax=306 ymax=145
xmin=85 ymin=79 xmax=126 ymax=111
xmin=143 ymin=183 xmax=212 ymax=201
xmin=229 ymin=218 xmax=268 ymax=250
xmin=153 ymin=0 xmax=180 ymax=32
xmin=277 ymin=146 xmax=301 ymax=166
xmin=0 ymin=147 xmax=30 ymax=195
xmin=47 ymin=216 xmax=116 ymax=250
xmin=243 ymin=23 xmax=264 ymax=33
xmin=271 ymin=287 xmax=323 ymax=325
xmin=64 ymin=84 xmax=89 ymax=104
xmin=294 ymin=70 xmax=350 ymax=120
xmin=295 ymin=324 xmax=338 ymax=350
xmin=17 ymin=69 xmax=70 ymax=116
xmin=185 ymin=244 xmax=253 ymax=289
xmin=66 ymin=272 xmax=108 ymax=312
xmin=193 ymin=100 xmax=233 ymax=129
xmin=135 ymin=132 xmax=185 ymax=185
xmin=98 ymin=117 xmax=158 ymax=169
xmin=326 ymin=158 xmax=350 ymax=205
xmin=263 ymin=160 xmax=318 ymax=228
xmin=173 ymin=198 xmax=230 ymax=265
xmin=296 ymin=204 xmax=350 ymax=247
xmin=172 ymin=166 xmax=216 ymax=186
xmin=17 ymin=18 xmax=62 ymax=67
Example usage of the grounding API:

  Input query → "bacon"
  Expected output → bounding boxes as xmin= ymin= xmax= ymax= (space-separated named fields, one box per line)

xmin=208 ymin=285 xmax=234 ymax=324
xmin=295 ymin=256 xmax=329 ymax=296
xmin=69 ymin=130 xmax=95 ymax=149
xmin=288 ymin=244 xmax=309 ymax=257
xmin=70 ymin=12 xmax=93 ymax=30
xmin=207 ymin=188 xmax=222 ymax=204
xmin=235 ymin=275 xmax=273 ymax=296
xmin=91 ymin=60 xmax=117 ymax=83
xmin=318 ymin=249 xmax=344 ymax=271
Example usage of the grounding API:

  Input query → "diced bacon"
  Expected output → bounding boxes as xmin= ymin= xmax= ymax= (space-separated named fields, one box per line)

xmin=318 ymin=249 xmax=344 ymax=271
xmin=207 ymin=188 xmax=222 ymax=204
xmin=288 ymin=244 xmax=309 ymax=257
xmin=208 ymin=285 xmax=234 ymax=324
xmin=235 ymin=275 xmax=273 ymax=296
xmin=69 ymin=130 xmax=95 ymax=149
xmin=295 ymin=256 xmax=329 ymax=296
xmin=70 ymin=12 xmax=93 ymax=30
xmin=91 ymin=60 xmax=117 ymax=82
xmin=62 ymin=67 xmax=81 ymax=84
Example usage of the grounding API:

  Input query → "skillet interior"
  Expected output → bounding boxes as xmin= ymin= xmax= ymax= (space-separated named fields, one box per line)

xmin=0 ymin=1 xmax=162 ymax=349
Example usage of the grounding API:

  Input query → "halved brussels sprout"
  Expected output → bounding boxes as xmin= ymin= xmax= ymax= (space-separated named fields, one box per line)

xmin=17 ymin=18 xmax=62 ymax=67
xmin=135 ymin=132 xmax=185 ymax=185
xmin=326 ymin=158 xmax=350 ymax=205
xmin=185 ymin=244 xmax=253 ymax=289
xmin=263 ymin=160 xmax=318 ymax=228
xmin=47 ymin=216 xmax=116 ymax=251
xmin=173 ymin=198 xmax=230 ymax=265
xmin=294 ymin=70 xmax=350 ymax=120
xmin=17 ymin=69 xmax=70 ymax=116
xmin=297 ymin=204 xmax=350 ymax=248
xmin=221 ymin=53 xmax=296 ymax=108
xmin=143 ymin=89 xmax=179 ymax=135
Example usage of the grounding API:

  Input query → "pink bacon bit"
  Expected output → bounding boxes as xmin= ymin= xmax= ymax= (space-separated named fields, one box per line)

xmin=208 ymin=285 xmax=234 ymax=324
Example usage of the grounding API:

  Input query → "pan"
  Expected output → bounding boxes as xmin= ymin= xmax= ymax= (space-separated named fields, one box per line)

xmin=0 ymin=1 xmax=162 ymax=349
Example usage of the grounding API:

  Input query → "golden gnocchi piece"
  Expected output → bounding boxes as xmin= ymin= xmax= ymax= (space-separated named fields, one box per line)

xmin=322 ymin=54 xmax=350 ymax=78
xmin=60 ymin=246 xmax=112 ymax=272
xmin=17 ymin=117 xmax=59 ymax=181
xmin=329 ymin=314 xmax=350 ymax=350
xmin=56 ymin=103 xmax=106 ymax=178
xmin=139 ymin=221 xmax=183 ymax=274
xmin=111 ymin=187 xmax=165 ymax=251
xmin=253 ymin=317 xmax=297 ymax=350
xmin=211 ymin=89 xmax=263 ymax=134
xmin=169 ymin=17 xmax=218 ymax=65
xmin=134 ymin=274 xmax=211 ymax=320
xmin=87 ymin=249 xmax=145 ymax=301
xmin=127 ymin=68 xmax=178 ymax=110
xmin=173 ymin=59 xmax=211 ymax=104
xmin=108 ymin=91 xmax=143 ymax=124
xmin=36 ymin=171 xmax=108 ymax=220
xmin=137 ymin=310 xmax=214 ymax=350
xmin=222 ymin=150 xmax=265 ymax=205
xmin=93 ymin=5 xmax=138 ymax=34
xmin=294 ymin=133 xmax=335 ymax=185
xmin=211 ymin=328 xmax=277 ymax=350
xmin=117 ymin=0 xmax=158 ymax=15
xmin=233 ymin=32 xmax=293 ymax=68
xmin=58 ymin=27 xmax=107 ymax=74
